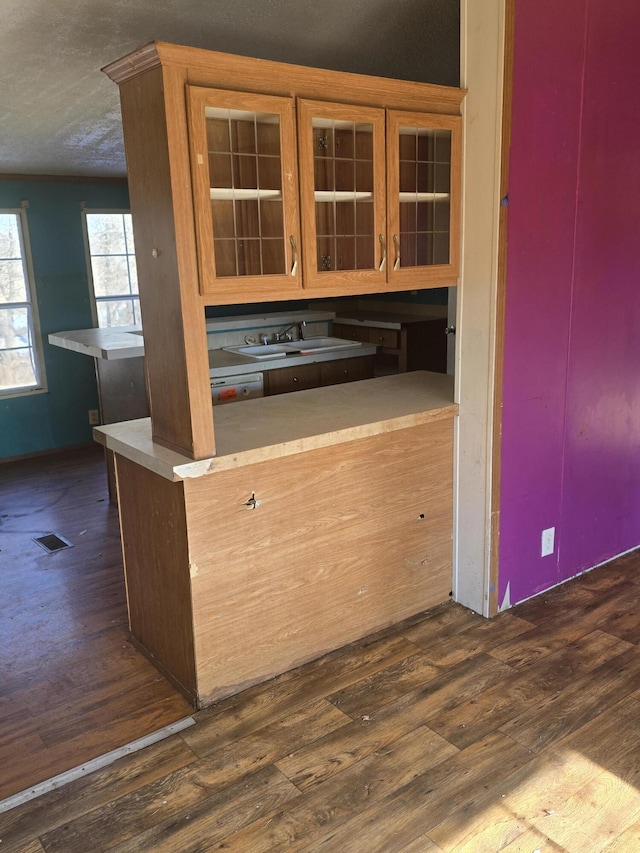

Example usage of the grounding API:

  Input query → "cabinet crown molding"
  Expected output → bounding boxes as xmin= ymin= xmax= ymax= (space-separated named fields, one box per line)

xmin=102 ymin=41 xmax=467 ymax=115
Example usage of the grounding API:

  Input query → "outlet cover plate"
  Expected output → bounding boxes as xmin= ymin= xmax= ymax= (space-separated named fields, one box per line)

xmin=541 ymin=527 xmax=555 ymax=557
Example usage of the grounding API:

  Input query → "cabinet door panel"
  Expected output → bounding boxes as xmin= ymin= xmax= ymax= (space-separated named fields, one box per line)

xmin=298 ymin=99 xmax=387 ymax=292
xmin=387 ymin=111 xmax=461 ymax=288
xmin=188 ymin=86 xmax=302 ymax=302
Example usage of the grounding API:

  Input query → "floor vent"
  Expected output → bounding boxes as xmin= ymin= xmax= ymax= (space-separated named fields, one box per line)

xmin=33 ymin=533 xmax=73 ymax=553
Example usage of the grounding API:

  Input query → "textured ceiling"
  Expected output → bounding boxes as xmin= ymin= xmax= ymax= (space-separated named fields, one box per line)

xmin=0 ymin=0 xmax=459 ymax=179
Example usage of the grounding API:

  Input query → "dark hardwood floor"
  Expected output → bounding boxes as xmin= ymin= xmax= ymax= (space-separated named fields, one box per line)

xmin=0 ymin=445 xmax=192 ymax=803
xmin=1 ymin=476 xmax=640 ymax=853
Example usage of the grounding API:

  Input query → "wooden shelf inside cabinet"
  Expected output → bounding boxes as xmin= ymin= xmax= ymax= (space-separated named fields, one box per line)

xmin=398 ymin=192 xmax=450 ymax=202
xmin=314 ymin=191 xmax=374 ymax=202
xmin=209 ymin=188 xmax=283 ymax=201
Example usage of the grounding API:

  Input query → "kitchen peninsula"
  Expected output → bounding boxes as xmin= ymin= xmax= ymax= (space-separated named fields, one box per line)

xmin=96 ymin=371 xmax=456 ymax=705
xmin=99 ymin=42 xmax=464 ymax=707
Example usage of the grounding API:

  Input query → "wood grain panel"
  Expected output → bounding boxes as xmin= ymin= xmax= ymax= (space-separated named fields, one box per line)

xmin=118 ymin=65 xmax=215 ymax=459
xmin=115 ymin=454 xmax=197 ymax=702
xmin=183 ymin=419 xmax=454 ymax=703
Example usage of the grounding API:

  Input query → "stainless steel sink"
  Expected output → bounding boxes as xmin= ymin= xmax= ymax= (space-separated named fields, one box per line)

xmin=223 ymin=337 xmax=362 ymax=361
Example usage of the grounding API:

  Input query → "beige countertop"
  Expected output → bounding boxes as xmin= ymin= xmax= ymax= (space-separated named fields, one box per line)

xmin=47 ymin=326 xmax=374 ymax=374
xmin=95 ymin=371 xmax=456 ymax=481
xmin=48 ymin=311 xmax=336 ymax=363
xmin=334 ymin=310 xmax=446 ymax=329
xmin=48 ymin=326 xmax=145 ymax=360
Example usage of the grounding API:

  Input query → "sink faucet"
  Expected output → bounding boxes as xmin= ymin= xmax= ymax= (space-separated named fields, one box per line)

xmin=273 ymin=320 xmax=306 ymax=342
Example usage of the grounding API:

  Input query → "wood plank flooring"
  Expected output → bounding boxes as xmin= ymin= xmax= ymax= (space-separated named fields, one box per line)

xmin=0 ymin=446 xmax=193 ymax=802
xmin=1 ymin=511 xmax=640 ymax=851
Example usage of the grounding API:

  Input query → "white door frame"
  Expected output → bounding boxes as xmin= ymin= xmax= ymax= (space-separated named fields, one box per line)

xmin=453 ymin=0 xmax=506 ymax=615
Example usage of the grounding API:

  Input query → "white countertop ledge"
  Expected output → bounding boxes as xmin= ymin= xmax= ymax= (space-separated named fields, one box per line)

xmin=48 ymin=326 xmax=144 ymax=360
xmin=94 ymin=372 xmax=457 ymax=481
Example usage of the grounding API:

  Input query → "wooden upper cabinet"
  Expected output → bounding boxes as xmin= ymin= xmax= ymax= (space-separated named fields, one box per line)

xmin=297 ymin=99 xmax=387 ymax=292
xmin=387 ymin=111 xmax=462 ymax=287
xmin=187 ymin=86 xmax=303 ymax=300
xmin=297 ymin=100 xmax=462 ymax=294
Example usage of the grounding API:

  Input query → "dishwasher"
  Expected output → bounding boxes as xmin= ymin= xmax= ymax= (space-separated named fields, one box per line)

xmin=210 ymin=372 xmax=264 ymax=406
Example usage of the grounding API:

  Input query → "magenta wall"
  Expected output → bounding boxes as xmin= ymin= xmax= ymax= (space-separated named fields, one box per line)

xmin=499 ymin=0 xmax=640 ymax=606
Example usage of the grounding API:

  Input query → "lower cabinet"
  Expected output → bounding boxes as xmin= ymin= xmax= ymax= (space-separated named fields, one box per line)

xmin=264 ymin=355 xmax=374 ymax=396
xmin=115 ymin=414 xmax=454 ymax=707
xmin=333 ymin=318 xmax=447 ymax=373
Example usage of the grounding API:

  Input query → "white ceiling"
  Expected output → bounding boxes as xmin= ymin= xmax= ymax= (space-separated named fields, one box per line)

xmin=0 ymin=0 xmax=458 ymax=179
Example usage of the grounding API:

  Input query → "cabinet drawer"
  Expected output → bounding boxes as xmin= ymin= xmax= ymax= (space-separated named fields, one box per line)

xmin=367 ymin=327 xmax=399 ymax=349
xmin=320 ymin=356 xmax=374 ymax=387
xmin=264 ymin=363 xmax=321 ymax=396
xmin=333 ymin=322 xmax=399 ymax=349
xmin=332 ymin=323 xmax=370 ymax=344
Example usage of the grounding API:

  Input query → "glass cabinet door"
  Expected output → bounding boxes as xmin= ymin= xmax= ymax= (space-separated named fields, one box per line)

xmin=387 ymin=111 xmax=461 ymax=286
xmin=297 ymin=100 xmax=386 ymax=291
xmin=187 ymin=86 xmax=301 ymax=300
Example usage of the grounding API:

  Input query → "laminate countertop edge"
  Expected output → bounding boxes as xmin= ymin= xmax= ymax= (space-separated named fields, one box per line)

xmin=94 ymin=371 xmax=457 ymax=481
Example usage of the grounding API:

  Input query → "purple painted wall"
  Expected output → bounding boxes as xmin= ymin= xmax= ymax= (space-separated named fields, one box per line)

xmin=499 ymin=0 xmax=640 ymax=606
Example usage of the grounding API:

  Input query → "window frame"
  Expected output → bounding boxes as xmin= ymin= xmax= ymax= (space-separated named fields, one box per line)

xmin=0 ymin=206 xmax=47 ymax=399
xmin=81 ymin=208 xmax=140 ymax=329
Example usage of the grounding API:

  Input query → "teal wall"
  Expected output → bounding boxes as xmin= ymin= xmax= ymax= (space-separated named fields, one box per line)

xmin=0 ymin=179 xmax=129 ymax=460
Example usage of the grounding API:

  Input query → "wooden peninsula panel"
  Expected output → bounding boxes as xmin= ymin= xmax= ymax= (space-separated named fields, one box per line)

xmin=115 ymin=455 xmax=197 ymax=702
xmin=183 ymin=418 xmax=453 ymax=704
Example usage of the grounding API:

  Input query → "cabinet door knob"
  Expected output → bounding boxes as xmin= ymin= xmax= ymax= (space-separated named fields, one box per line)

xmin=292 ymin=376 xmax=298 ymax=382
xmin=289 ymin=235 xmax=298 ymax=277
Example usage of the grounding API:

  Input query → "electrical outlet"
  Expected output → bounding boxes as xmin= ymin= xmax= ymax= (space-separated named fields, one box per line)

xmin=541 ymin=526 xmax=555 ymax=557
xmin=88 ymin=409 xmax=100 ymax=426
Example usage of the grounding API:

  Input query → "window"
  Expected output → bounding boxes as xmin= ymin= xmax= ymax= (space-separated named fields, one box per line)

xmin=0 ymin=209 xmax=45 ymax=396
xmin=83 ymin=211 xmax=140 ymax=328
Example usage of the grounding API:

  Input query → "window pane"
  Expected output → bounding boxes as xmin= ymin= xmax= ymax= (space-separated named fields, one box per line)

xmin=124 ymin=216 xmax=136 ymax=253
xmin=0 ymin=214 xmax=22 ymax=259
xmin=0 ymin=258 xmax=28 ymax=303
xmin=0 ymin=346 xmax=38 ymax=391
xmin=129 ymin=257 xmax=139 ymax=294
xmin=96 ymin=299 xmax=137 ymax=328
xmin=92 ymin=255 xmax=132 ymax=297
xmin=86 ymin=213 xmax=127 ymax=254
xmin=0 ymin=305 xmax=31 ymax=349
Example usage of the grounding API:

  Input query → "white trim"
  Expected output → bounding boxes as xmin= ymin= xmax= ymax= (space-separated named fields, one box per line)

xmin=0 ymin=716 xmax=195 ymax=815
xmin=454 ymin=0 xmax=506 ymax=615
